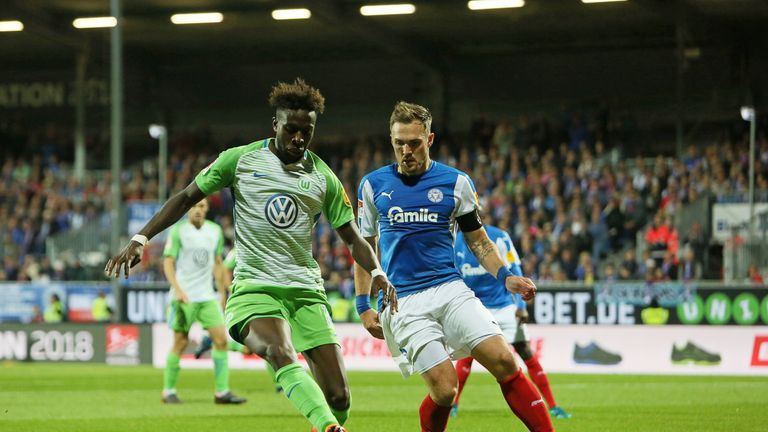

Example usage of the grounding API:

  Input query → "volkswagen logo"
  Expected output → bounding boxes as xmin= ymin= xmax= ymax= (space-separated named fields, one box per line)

xmin=265 ymin=194 xmax=299 ymax=228
xmin=191 ymin=248 xmax=209 ymax=267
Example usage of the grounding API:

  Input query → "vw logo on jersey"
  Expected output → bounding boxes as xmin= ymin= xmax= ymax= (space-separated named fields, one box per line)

xmin=191 ymin=248 xmax=209 ymax=267
xmin=427 ymin=188 xmax=443 ymax=203
xmin=265 ymin=194 xmax=299 ymax=228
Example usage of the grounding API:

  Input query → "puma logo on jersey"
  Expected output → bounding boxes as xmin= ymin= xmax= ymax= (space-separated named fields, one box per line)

xmin=387 ymin=206 xmax=438 ymax=224
xmin=381 ymin=190 xmax=394 ymax=199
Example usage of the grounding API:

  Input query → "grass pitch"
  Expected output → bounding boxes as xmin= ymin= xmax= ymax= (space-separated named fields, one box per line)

xmin=1 ymin=363 xmax=766 ymax=431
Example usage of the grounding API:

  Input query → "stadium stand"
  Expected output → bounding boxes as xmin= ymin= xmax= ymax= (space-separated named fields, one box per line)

xmin=3 ymin=111 xmax=766 ymax=289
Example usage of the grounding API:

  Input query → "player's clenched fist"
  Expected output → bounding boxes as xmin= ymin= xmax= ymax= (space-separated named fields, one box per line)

xmin=504 ymin=276 xmax=536 ymax=301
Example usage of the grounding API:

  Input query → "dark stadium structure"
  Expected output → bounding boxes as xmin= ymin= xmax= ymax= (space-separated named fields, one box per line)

xmin=1 ymin=0 xmax=766 ymax=311
xmin=2 ymin=3 xmax=768 ymax=431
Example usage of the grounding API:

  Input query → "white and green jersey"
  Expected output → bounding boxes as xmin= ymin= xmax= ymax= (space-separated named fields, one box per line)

xmin=163 ymin=219 xmax=224 ymax=302
xmin=223 ymin=247 xmax=236 ymax=271
xmin=194 ymin=139 xmax=354 ymax=291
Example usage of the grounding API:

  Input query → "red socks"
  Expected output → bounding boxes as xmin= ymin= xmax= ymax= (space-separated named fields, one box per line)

xmin=525 ymin=357 xmax=556 ymax=408
xmin=432 ymin=357 xmax=555 ymax=431
xmin=499 ymin=369 xmax=554 ymax=432
xmin=453 ymin=357 xmax=474 ymax=406
xmin=419 ymin=394 xmax=452 ymax=432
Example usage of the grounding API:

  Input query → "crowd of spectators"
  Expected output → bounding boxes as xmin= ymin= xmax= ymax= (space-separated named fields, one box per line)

xmin=2 ymin=114 xmax=767 ymax=291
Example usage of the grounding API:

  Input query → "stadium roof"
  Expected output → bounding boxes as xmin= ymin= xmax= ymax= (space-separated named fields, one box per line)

xmin=2 ymin=0 xmax=767 ymax=70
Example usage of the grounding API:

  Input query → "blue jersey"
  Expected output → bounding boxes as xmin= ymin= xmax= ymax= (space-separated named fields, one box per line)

xmin=358 ymin=161 xmax=479 ymax=298
xmin=454 ymin=225 xmax=526 ymax=309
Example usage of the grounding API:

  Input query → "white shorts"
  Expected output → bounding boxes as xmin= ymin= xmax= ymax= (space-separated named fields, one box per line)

xmin=488 ymin=304 xmax=530 ymax=344
xmin=380 ymin=279 xmax=502 ymax=375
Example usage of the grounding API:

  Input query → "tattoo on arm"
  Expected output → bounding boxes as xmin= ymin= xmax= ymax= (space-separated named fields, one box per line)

xmin=469 ymin=237 xmax=497 ymax=262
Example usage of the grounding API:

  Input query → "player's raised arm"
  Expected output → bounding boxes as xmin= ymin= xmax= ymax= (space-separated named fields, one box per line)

xmin=104 ymin=182 xmax=206 ymax=279
xmin=462 ymin=224 xmax=537 ymax=301
xmin=106 ymin=142 xmax=241 ymax=279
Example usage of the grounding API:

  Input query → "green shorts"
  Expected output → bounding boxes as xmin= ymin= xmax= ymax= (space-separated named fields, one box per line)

xmin=225 ymin=282 xmax=337 ymax=353
xmin=168 ymin=299 xmax=225 ymax=333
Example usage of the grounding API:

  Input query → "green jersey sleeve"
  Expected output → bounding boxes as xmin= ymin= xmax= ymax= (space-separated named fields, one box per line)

xmin=223 ymin=248 xmax=236 ymax=271
xmin=195 ymin=142 xmax=263 ymax=195
xmin=216 ymin=224 xmax=225 ymax=257
xmin=314 ymin=155 xmax=354 ymax=229
xmin=163 ymin=224 xmax=181 ymax=258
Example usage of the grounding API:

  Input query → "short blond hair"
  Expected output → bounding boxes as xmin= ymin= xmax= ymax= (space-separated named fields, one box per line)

xmin=389 ymin=101 xmax=432 ymax=133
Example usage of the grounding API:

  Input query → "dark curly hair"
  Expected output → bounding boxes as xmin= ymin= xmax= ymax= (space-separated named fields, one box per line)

xmin=268 ymin=78 xmax=325 ymax=114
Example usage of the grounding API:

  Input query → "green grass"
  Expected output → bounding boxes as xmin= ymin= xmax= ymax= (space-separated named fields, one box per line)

xmin=1 ymin=363 xmax=766 ymax=431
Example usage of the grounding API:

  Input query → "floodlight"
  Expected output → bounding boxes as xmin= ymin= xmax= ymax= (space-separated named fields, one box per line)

xmin=73 ymin=17 xmax=117 ymax=29
xmin=170 ymin=13 xmax=223 ymax=25
xmin=360 ymin=4 xmax=416 ymax=16
xmin=467 ymin=0 xmax=525 ymax=10
xmin=0 ymin=20 xmax=24 ymax=32
xmin=148 ymin=124 xmax=167 ymax=139
xmin=272 ymin=9 xmax=312 ymax=20
xmin=741 ymin=106 xmax=755 ymax=122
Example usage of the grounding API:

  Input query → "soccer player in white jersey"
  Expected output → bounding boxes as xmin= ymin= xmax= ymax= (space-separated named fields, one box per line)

xmin=106 ymin=79 xmax=396 ymax=432
xmin=354 ymin=101 xmax=554 ymax=432
xmin=160 ymin=198 xmax=246 ymax=404
xmin=453 ymin=221 xmax=572 ymax=419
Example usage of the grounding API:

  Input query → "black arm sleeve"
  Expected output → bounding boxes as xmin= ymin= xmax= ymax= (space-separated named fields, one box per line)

xmin=456 ymin=209 xmax=482 ymax=232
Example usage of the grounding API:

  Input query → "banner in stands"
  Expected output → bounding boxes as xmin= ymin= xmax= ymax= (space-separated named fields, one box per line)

xmin=152 ymin=323 xmax=395 ymax=371
xmin=531 ymin=288 xmax=638 ymax=325
xmin=594 ymin=281 xmax=694 ymax=306
xmin=106 ymin=325 xmax=142 ymax=365
xmin=673 ymin=287 xmax=768 ymax=326
xmin=530 ymin=325 xmax=768 ymax=375
xmin=121 ymin=286 xmax=170 ymax=324
xmin=0 ymin=323 xmax=153 ymax=364
xmin=712 ymin=203 xmax=768 ymax=242
xmin=0 ymin=283 xmax=112 ymax=323
xmin=150 ymin=323 xmax=768 ymax=376
xmin=64 ymin=286 xmax=115 ymax=322
xmin=0 ymin=80 xmax=109 ymax=109
xmin=530 ymin=286 xmax=768 ymax=326
xmin=0 ymin=283 xmax=61 ymax=323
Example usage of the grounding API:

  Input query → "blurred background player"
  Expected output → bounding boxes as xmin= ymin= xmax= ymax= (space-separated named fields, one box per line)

xmin=195 ymin=246 xmax=282 ymax=393
xmin=107 ymin=78 xmax=395 ymax=432
xmin=160 ymin=198 xmax=246 ymax=405
xmin=452 ymin=218 xmax=572 ymax=419
xmin=355 ymin=101 xmax=552 ymax=432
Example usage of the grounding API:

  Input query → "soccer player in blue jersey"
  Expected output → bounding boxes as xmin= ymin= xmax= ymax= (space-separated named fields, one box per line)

xmin=453 ymin=221 xmax=572 ymax=419
xmin=354 ymin=101 xmax=554 ymax=432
